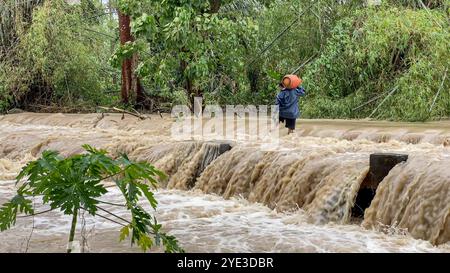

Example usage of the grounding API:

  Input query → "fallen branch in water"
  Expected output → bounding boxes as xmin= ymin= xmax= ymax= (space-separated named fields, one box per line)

xmin=97 ymin=106 xmax=148 ymax=120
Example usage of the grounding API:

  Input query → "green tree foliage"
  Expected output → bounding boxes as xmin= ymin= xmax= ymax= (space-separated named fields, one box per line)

xmin=302 ymin=6 xmax=450 ymax=121
xmin=111 ymin=0 xmax=259 ymax=107
xmin=0 ymin=0 xmax=43 ymax=52
xmin=230 ymin=0 xmax=361 ymax=105
xmin=1 ymin=0 xmax=449 ymax=121
xmin=0 ymin=0 xmax=118 ymax=112
xmin=0 ymin=0 xmax=43 ymax=112
xmin=0 ymin=145 xmax=183 ymax=253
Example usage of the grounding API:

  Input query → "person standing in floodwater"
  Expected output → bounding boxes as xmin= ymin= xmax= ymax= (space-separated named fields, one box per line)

xmin=276 ymin=75 xmax=306 ymax=135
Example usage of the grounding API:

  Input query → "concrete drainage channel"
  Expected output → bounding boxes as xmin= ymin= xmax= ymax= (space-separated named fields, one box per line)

xmin=352 ymin=153 xmax=409 ymax=219
xmin=186 ymin=141 xmax=234 ymax=189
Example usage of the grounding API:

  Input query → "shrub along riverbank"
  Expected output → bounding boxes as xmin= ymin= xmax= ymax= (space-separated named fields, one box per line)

xmin=1 ymin=0 xmax=449 ymax=121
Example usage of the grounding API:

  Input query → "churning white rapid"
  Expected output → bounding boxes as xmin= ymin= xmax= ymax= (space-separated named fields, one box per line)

xmin=0 ymin=113 xmax=449 ymax=252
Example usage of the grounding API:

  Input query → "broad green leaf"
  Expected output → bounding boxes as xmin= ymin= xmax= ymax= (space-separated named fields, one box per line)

xmin=119 ymin=226 xmax=130 ymax=242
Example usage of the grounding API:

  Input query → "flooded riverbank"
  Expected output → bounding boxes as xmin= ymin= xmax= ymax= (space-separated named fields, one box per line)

xmin=0 ymin=113 xmax=449 ymax=252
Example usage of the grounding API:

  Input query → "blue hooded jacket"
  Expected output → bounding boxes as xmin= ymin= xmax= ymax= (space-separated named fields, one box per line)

xmin=276 ymin=87 xmax=306 ymax=119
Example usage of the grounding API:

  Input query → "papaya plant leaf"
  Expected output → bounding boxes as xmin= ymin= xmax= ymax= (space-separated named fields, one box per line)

xmin=0 ymin=145 xmax=183 ymax=253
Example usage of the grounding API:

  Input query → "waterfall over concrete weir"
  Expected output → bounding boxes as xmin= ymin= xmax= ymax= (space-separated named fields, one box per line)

xmin=0 ymin=113 xmax=449 ymax=251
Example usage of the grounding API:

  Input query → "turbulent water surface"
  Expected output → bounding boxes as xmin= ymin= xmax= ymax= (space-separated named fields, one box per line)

xmin=0 ymin=113 xmax=449 ymax=253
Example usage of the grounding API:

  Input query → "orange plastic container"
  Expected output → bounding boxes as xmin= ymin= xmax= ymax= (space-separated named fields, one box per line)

xmin=282 ymin=75 xmax=302 ymax=89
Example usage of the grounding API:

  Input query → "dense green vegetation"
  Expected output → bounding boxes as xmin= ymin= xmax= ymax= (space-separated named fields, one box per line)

xmin=1 ymin=0 xmax=117 ymax=111
xmin=303 ymin=6 xmax=450 ymax=121
xmin=0 ymin=0 xmax=449 ymax=121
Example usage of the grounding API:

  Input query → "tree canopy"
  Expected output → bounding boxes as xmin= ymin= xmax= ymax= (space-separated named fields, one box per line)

xmin=0 ymin=0 xmax=449 ymax=121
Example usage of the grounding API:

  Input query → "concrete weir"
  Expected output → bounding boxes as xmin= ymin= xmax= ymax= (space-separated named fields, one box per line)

xmin=352 ymin=153 xmax=409 ymax=218
xmin=187 ymin=141 xmax=233 ymax=188
xmin=197 ymin=141 xmax=233 ymax=175
xmin=1 ymin=114 xmax=450 ymax=247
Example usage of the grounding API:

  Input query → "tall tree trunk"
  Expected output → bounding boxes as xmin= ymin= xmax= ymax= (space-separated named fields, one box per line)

xmin=118 ymin=11 xmax=144 ymax=106
xmin=118 ymin=12 xmax=132 ymax=104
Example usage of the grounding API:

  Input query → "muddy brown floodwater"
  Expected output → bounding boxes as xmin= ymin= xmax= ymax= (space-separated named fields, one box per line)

xmin=0 ymin=113 xmax=449 ymax=253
